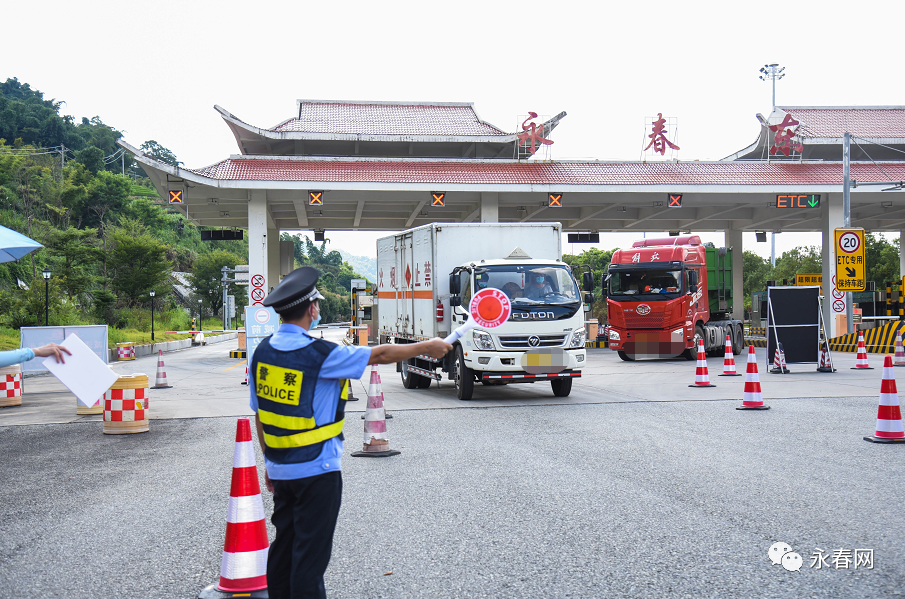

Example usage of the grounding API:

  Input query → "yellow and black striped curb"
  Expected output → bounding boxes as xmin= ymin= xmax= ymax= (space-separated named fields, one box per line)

xmin=229 ymin=350 xmax=247 ymax=359
xmin=747 ymin=326 xmax=766 ymax=337
xmin=829 ymin=321 xmax=905 ymax=353
xmin=745 ymin=337 xmax=767 ymax=348
xmin=585 ymin=341 xmax=607 ymax=348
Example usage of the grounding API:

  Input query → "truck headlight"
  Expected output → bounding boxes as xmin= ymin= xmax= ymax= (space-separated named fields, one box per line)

xmin=570 ymin=328 xmax=586 ymax=347
xmin=609 ymin=329 xmax=621 ymax=341
xmin=473 ymin=330 xmax=495 ymax=351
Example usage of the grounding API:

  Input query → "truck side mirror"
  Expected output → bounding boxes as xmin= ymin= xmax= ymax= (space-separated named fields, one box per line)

xmin=582 ymin=271 xmax=594 ymax=291
xmin=584 ymin=292 xmax=595 ymax=305
xmin=449 ymin=273 xmax=460 ymax=295
xmin=689 ymin=284 xmax=698 ymax=293
xmin=449 ymin=296 xmax=462 ymax=307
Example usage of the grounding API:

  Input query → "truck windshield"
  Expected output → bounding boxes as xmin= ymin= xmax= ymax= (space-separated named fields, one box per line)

xmin=471 ymin=264 xmax=580 ymax=305
xmin=608 ymin=270 xmax=683 ymax=296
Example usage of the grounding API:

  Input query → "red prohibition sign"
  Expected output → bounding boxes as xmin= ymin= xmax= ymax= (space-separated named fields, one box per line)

xmin=833 ymin=299 xmax=845 ymax=313
xmin=469 ymin=288 xmax=512 ymax=328
xmin=252 ymin=301 xmax=264 ymax=307
xmin=251 ymin=288 xmax=265 ymax=302
xmin=251 ymin=274 xmax=265 ymax=287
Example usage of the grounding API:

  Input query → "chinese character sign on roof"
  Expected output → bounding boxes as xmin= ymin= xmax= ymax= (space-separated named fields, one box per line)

xmin=769 ymin=113 xmax=803 ymax=157
xmin=641 ymin=113 xmax=680 ymax=160
xmin=517 ymin=112 xmax=554 ymax=158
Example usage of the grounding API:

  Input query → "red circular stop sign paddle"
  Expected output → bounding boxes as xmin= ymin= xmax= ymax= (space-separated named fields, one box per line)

xmin=444 ymin=288 xmax=511 ymax=344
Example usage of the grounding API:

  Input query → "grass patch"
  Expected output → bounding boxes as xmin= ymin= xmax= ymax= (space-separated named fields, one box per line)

xmin=0 ymin=318 xmax=234 ymax=350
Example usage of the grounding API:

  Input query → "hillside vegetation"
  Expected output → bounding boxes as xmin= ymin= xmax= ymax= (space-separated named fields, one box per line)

xmin=0 ymin=78 xmax=369 ymax=347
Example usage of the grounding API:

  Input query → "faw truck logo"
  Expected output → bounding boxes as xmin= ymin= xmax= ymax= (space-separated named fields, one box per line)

xmin=636 ymin=304 xmax=652 ymax=316
xmin=511 ymin=312 xmax=556 ymax=321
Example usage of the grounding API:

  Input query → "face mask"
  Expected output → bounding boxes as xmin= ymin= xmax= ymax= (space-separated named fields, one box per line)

xmin=309 ymin=306 xmax=321 ymax=331
xmin=535 ymin=276 xmax=544 ymax=284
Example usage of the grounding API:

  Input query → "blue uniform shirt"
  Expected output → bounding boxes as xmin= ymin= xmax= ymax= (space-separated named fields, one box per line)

xmin=0 ymin=348 xmax=34 ymax=368
xmin=250 ymin=324 xmax=371 ymax=480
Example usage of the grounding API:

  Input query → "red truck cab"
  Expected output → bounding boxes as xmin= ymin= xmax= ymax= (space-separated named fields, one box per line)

xmin=605 ymin=235 xmax=740 ymax=361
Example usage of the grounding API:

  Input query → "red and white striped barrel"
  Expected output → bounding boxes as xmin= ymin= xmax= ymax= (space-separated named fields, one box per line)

xmin=103 ymin=374 xmax=149 ymax=434
xmin=0 ymin=365 xmax=22 ymax=407
xmin=116 ymin=342 xmax=136 ymax=361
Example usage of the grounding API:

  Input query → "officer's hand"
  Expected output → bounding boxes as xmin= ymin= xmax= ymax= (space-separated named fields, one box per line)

xmin=264 ymin=470 xmax=274 ymax=493
xmin=32 ymin=343 xmax=71 ymax=363
xmin=423 ymin=338 xmax=453 ymax=359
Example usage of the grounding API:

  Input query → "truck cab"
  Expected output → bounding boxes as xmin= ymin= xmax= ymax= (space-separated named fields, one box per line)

xmin=605 ymin=235 xmax=743 ymax=361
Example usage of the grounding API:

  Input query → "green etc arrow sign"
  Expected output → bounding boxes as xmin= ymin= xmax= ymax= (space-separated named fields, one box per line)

xmin=775 ymin=194 xmax=821 ymax=208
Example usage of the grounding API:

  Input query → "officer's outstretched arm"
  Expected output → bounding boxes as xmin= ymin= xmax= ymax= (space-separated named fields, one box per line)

xmin=369 ymin=338 xmax=451 ymax=365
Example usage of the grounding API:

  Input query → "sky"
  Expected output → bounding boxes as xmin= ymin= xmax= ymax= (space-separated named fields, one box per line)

xmin=5 ymin=0 xmax=904 ymax=259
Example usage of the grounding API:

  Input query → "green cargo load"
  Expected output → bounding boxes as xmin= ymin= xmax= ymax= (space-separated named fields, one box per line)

xmin=705 ymin=246 xmax=733 ymax=317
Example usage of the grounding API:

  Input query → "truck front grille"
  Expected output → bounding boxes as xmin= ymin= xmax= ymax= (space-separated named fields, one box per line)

xmin=498 ymin=334 xmax=568 ymax=349
xmin=623 ymin=314 xmax=664 ymax=328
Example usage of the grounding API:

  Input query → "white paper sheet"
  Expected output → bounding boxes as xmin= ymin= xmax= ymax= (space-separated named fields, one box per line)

xmin=43 ymin=333 xmax=119 ymax=407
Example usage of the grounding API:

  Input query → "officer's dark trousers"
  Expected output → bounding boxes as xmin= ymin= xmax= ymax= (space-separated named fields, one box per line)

xmin=268 ymin=471 xmax=343 ymax=599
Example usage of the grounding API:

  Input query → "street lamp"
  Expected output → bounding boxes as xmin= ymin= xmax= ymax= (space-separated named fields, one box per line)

xmin=758 ymin=63 xmax=785 ymax=108
xmin=42 ymin=268 xmax=51 ymax=326
xmin=150 ymin=290 xmax=156 ymax=341
xmin=198 ymin=298 xmax=203 ymax=328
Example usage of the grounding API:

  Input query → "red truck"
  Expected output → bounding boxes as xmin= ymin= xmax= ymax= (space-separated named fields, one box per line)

xmin=604 ymin=235 xmax=744 ymax=361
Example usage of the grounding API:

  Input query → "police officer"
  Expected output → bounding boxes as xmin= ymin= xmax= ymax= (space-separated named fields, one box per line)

xmin=250 ymin=267 xmax=451 ymax=599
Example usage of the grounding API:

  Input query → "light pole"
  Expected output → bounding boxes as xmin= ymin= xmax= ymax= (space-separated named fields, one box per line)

xmin=42 ymin=268 xmax=51 ymax=326
xmin=198 ymin=298 xmax=203 ymax=329
xmin=150 ymin=290 xmax=156 ymax=341
xmin=758 ymin=63 xmax=785 ymax=108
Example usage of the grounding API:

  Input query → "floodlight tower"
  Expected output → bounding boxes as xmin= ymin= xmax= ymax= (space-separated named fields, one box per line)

xmin=759 ymin=63 xmax=785 ymax=108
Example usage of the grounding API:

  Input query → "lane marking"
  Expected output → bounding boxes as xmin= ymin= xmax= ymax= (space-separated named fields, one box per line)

xmin=223 ymin=360 xmax=247 ymax=372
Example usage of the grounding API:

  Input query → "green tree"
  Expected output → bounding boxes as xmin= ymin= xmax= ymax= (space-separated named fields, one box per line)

xmin=108 ymin=228 xmax=172 ymax=305
xmin=140 ymin=140 xmax=181 ymax=167
xmin=44 ymin=226 xmax=100 ymax=299
xmin=189 ymin=249 xmax=245 ymax=317
xmin=771 ymin=246 xmax=821 ymax=284
xmin=74 ymin=146 xmax=104 ymax=175
xmin=865 ymin=233 xmax=900 ymax=288
xmin=563 ymin=247 xmax=615 ymax=321
xmin=742 ymin=250 xmax=772 ymax=307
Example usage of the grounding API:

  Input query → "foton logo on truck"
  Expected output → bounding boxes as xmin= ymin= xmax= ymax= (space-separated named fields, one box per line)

xmin=511 ymin=312 xmax=556 ymax=321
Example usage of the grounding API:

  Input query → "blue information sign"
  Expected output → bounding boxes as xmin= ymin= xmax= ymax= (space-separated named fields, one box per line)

xmin=244 ymin=306 xmax=279 ymax=359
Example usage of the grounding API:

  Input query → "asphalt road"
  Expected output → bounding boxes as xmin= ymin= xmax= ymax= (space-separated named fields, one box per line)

xmin=2 ymin=394 xmax=903 ymax=598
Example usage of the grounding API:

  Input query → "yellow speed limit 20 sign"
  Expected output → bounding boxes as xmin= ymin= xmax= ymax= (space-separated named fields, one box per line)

xmin=834 ymin=227 xmax=865 ymax=292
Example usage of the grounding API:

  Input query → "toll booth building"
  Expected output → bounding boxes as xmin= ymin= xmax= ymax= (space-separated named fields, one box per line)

xmin=123 ymin=101 xmax=905 ymax=336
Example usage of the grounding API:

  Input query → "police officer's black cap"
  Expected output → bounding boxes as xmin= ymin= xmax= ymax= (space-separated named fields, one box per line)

xmin=263 ymin=266 xmax=325 ymax=312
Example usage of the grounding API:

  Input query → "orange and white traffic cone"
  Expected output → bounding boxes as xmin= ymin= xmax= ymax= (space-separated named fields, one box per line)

xmin=737 ymin=345 xmax=770 ymax=410
xmin=153 ymin=350 xmax=172 ymax=389
xmin=770 ymin=343 xmax=790 ymax=374
xmin=719 ymin=333 xmax=741 ymax=377
xmin=852 ymin=331 xmax=873 ymax=370
xmin=864 ymin=356 xmax=905 ymax=444
xmin=199 ymin=418 xmax=269 ymax=598
xmin=689 ymin=338 xmax=716 ymax=388
xmin=240 ymin=363 xmax=248 ymax=386
xmin=817 ymin=341 xmax=835 ymax=373
xmin=894 ymin=332 xmax=905 ymax=367
xmin=352 ymin=365 xmax=400 ymax=457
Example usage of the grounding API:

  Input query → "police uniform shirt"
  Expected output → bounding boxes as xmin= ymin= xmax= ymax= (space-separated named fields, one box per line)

xmin=249 ymin=323 xmax=371 ymax=480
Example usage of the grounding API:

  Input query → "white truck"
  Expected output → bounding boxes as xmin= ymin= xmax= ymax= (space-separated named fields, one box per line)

xmin=377 ymin=223 xmax=592 ymax=400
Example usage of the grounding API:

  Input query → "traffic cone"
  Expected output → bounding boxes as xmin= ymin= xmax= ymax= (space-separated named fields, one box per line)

xmin=240 ymin=363 xmax=248 ymax=386
xmin=894 ymin=333 xmax=905 ymax=367
xmin=153 ymin=350 xmax=172 ymax=389
xmin=689 ymin=339 xmax=716 ymax=388
xmin=352 ymin=365 xmax=400 ymax=457
xmin=345 ymin=377 xmax=358 ymax=401
xmin=737 ymin=345 xmax=770 ymax=410
xmin=817 ymin=341 xmax=836 ymax=373
xmin=199 ymin=418 xmax=269 ymax=598
xmin=770 ymin=343 xmax=790 ymax=374
xmin=863 ymin=356 xmax=905 ymax=443
xmin=852 ymin=331 xmax=873 ymax=370
xmin=719 ymin=333 xmax=741 ymax=376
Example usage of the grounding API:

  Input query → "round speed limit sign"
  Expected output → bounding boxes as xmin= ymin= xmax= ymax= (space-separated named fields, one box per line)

xmin=838 ymin=231 xmax=861 ymax=254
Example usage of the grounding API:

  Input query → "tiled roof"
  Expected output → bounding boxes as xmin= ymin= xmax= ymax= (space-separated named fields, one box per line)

xmin=780 ymin=107 xmax=905 ymax=139
xmin=271 ymin=102 xmax=507 ymax=136
xmin=190 ymin=158 xmax=905 ymax=186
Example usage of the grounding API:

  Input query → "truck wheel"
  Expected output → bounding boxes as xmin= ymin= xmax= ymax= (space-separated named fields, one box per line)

xmin=683 ymin=324 xmax=705 ymax=360
xmin=417 ymin=374 xmax=432 ymax=389
xmin=617 ymin=351 xmax=634 ymax=362
xmin=551 ymin=377 xmax=572 ymax=397
xmin=400 ymin=359 xmax=418 ymax=389
xmin=733 ymin=325 xmax=744 ymax=355
xmin=454 ymin=346 xmax=474 ymax=400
